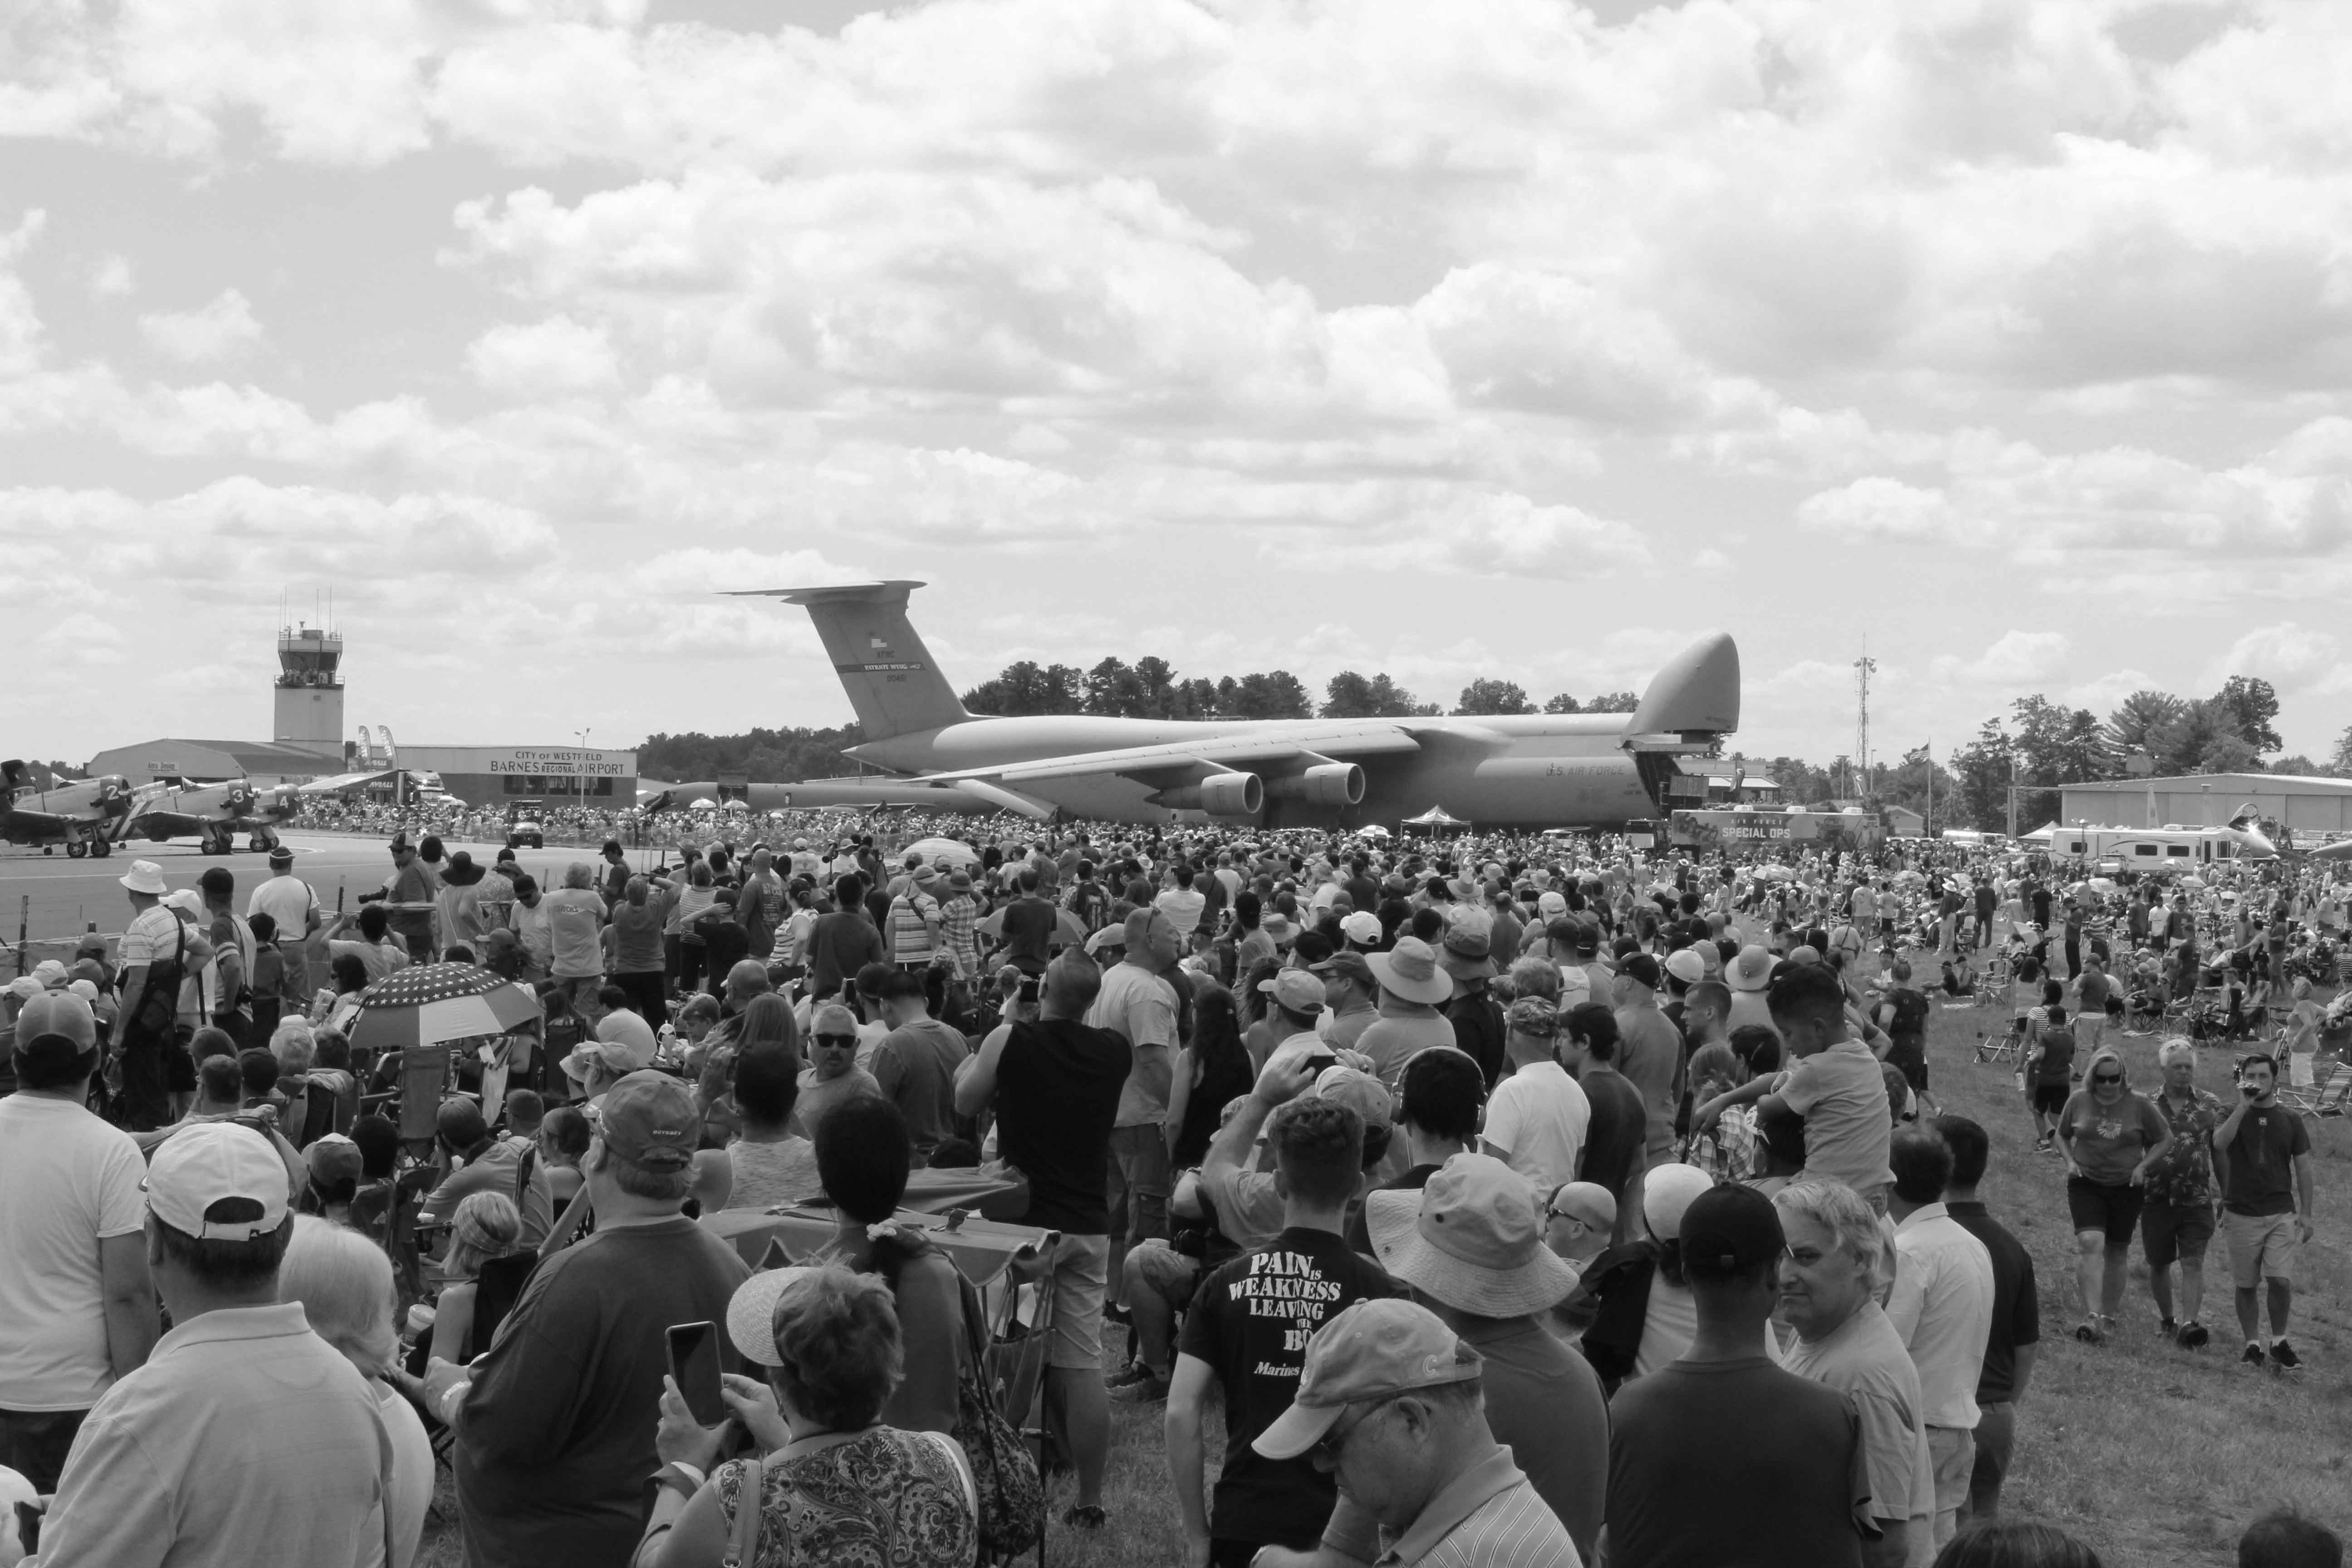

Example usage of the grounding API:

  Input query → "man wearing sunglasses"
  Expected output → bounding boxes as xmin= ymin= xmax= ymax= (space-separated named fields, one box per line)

xmin=1250 ymin=1298 xmax=1579 ymax=1568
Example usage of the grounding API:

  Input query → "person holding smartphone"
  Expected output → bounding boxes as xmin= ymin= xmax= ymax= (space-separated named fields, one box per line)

xmin=2213 ymin=1053 xmax=2317 ymax=1371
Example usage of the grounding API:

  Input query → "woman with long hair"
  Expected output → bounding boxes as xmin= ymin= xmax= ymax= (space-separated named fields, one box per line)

xmin=1162 ymin=984 xmax=1254 ymax=1169
xmin=809 ymin=1097 xmax=966 ymax=1439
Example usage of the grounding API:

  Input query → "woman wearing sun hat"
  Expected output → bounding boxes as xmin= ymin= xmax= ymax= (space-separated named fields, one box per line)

xmin=638 ymin=1264 xmax=978 ymax=1568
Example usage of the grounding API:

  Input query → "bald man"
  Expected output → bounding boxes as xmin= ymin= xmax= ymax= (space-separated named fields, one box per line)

xmin=956 ymin=950 xmax=1130 ymax=1522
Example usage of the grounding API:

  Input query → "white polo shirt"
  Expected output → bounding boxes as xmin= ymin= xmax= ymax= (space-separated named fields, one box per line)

xmin=34 ymin=1302 xmax=394 ymax=1568
xmin=1885 ymin=1200 xmax=1996 ymax=1430
xmin=1480 ymin=1060 xmax=1592 ymax=1195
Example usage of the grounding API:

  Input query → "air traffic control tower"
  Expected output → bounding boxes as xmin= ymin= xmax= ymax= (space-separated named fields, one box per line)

xmin=274 ymin=624 xmax=346 ymax=760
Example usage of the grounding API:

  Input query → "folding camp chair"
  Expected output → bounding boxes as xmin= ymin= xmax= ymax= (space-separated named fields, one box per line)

xmin=2276 ymin=1058 xmax=2352 ymax=1121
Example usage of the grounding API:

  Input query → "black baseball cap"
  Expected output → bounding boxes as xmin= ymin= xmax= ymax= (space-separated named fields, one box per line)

xmin=1677 ymin=1183 xmax=1784 ymax=1278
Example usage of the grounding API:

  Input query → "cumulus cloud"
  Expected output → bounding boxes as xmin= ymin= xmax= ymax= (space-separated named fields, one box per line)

xmin=16 ymin=0 xmax=2352 ymax=758
xmin=466 ymin=315 xmax=622 ymax=397
xmin=2203 ymin=623 xmax=2352 ymax=696
xmin=138 ymin=289 xmax=262 ymax=363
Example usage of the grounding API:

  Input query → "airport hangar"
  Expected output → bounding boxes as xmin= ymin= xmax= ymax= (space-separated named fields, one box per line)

xmin=2060 ymin=772 xmax=2352 ymax=837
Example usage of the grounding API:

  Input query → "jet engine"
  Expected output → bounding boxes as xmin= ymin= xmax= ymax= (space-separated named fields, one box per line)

xmin=1151 ymin=769 xmax=1264 ymax=818
xmin=1264 ymin=761 xmax=1365 ymax=807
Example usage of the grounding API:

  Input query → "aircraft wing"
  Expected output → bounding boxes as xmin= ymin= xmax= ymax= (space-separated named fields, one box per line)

xmin=913 ymin=724 xmax=1424 ymax=786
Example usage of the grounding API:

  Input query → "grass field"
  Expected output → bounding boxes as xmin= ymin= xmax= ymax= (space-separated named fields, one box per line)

xmin=418 ymin=973 xmax=2351 ymax=1568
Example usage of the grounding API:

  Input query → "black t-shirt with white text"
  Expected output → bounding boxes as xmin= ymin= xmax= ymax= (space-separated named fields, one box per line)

xmin=1177 ymin=1227 xmax=1397 ymax=1548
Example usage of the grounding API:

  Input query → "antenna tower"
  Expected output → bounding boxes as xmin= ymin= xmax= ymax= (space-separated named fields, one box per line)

xmin=1853 ymin=640 xmax=1876 ymax=802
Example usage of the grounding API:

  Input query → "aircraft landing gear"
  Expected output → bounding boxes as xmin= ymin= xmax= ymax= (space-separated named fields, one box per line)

xmin=93 ymin=839 xmax=112 ymax=858
xmin=65 ymin=839 xmax=88 ymax=859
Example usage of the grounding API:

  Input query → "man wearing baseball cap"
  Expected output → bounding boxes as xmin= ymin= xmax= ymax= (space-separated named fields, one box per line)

xmin=33 ymin=1119 xmax=397 ymax=1567
xmin=1250 ymin=1298 xmax=1579 ymax=1568
xmin=437 ymin=1071 xmax=750 ymax=1566
xmin=1201 ymin=1046 xmax=1396 ymax=1254
xmin=0 ymin=992 xmax=159 ymax=1498
xmin=1310 ymin=949 xmax=1380 ymax=1051
xmin=1608 ymin=1180 xmax=1870 ymax=1565
xmin=1357 ymin=1155 xmax=1605 ymax=1560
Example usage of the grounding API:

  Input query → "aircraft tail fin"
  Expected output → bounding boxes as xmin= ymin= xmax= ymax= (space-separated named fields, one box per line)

xmin=731 ymin=580 xmax=969 ymax=741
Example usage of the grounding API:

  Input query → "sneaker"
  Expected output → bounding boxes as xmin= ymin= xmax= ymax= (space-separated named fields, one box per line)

xmin=1111 ymin=1373 xmax=1170 ymax=1404
xmin=2178 ymin=1320 xmax=2210 ymax=1349
xmin=1063 ymin=1505 xmax=1108 ymax=1530
xmin=2270 ymin=1340 xmax=2301 ymax=1370
xmin=2035 ymin=1135 xmax=2055 ymax=1154
xmin=2158 ymin=1316 xmax=2178 ymax=1339
xmin=2243 ymin=1341 xmax=2269 ymax=1367
xmin=2073 ymin=1320 xmax=2103 ymax=1345
xmin=1104 ymin=1363 xmax=1155 ymax=1390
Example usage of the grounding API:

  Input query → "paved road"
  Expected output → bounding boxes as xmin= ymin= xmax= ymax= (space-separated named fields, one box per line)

xmin=0 ymin=832 xmax=674 ymax=971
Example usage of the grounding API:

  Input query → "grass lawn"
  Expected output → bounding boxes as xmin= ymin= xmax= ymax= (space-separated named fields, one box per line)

xmin=418 ymin=974 xmax=2350 ymax=1568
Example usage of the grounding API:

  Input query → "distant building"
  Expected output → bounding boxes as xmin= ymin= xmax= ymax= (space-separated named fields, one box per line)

xmin=83 ymin=738 xmax=344 ymax=789
xmin=2059 ymin=772 xmax=2352 ymax=837
xmin=397 ymin=745 xmax=640 ymax=809
xmin=1885 ymin=805 xmax=1926 ymax=837
xmin=1662 ymin=760 xmax=1784 ymax=808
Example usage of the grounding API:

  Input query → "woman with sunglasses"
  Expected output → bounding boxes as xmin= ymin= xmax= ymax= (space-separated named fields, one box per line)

xmin=2054 ymin=1046 xmax=2174 ymax=1343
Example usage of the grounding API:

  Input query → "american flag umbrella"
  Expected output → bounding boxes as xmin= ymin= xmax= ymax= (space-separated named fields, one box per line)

xmin=347 ymin=963 xmax=542 ymax=1053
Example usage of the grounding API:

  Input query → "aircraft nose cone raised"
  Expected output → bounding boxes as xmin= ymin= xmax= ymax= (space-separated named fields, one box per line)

xmin=1627 ymin=632 xmax=1740 ymax=735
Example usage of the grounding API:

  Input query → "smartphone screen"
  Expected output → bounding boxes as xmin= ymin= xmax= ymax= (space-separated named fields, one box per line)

xmin=666 ymin=1321 xmax=727 ymax=1427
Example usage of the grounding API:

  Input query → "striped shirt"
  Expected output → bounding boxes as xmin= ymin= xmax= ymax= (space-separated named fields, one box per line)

xmin=887 ymin=891 xmax=941 ymax=965
xmin=939 ymin=894 xmax=979 ymax=974
xmin=1373 ymin=1447 xmax=1581 ymax=1568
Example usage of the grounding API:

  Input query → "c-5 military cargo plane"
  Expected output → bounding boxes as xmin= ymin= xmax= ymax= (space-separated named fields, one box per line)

xmin=649 ymin=582 xmax=1740 ymax=829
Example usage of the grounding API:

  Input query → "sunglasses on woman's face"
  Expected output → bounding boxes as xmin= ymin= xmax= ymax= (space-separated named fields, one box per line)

xmin=813 ymin=1033 xmax=858 ymax=1049
xmin=2092 ymin=1073 xmax=2122 ymax=1085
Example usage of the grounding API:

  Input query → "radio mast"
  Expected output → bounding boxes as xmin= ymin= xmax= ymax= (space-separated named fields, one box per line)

xmin=1853 ymin=640 xmax=1876 ymax=802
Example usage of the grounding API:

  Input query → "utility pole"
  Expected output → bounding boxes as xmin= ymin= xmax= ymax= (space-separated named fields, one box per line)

xmin=1853 ymin=640 xmax=1876 ymax=804
xmin=1924 ymin=738 xmax=1934 ymax=833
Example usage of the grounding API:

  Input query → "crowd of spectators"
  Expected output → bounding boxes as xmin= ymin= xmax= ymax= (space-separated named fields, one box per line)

xmin=0 ymin=815 xmax=2338 ymax=1568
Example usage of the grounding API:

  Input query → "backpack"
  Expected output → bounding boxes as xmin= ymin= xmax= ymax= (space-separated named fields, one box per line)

xmin=1067 ymin=880 xmax=1110 ymax=936
xmin=1445 ymin=991 xmax=1509 ymax=1088
xmin=1886 ymin=988 xmax=1932 ymax=1040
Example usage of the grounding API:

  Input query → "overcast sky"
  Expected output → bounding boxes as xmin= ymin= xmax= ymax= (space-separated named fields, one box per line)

xmin=6 ymin=0 xmax=2351 ymax=770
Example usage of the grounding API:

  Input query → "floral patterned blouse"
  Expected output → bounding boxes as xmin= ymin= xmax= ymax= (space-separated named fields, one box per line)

xmin=713 ymin=1426 xmax=976 ymax=1568
xmin=2143 ymin=1087 xmax=2227 ymax=1206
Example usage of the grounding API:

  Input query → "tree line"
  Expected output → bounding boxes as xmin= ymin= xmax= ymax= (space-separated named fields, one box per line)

xmin=1740 ymin=674 xmax=2346 ymax=833
xmin=960 ymin=657 xmax=1638 ymax=721
xmin=635 ymin=726 xmax=864 ymax=784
